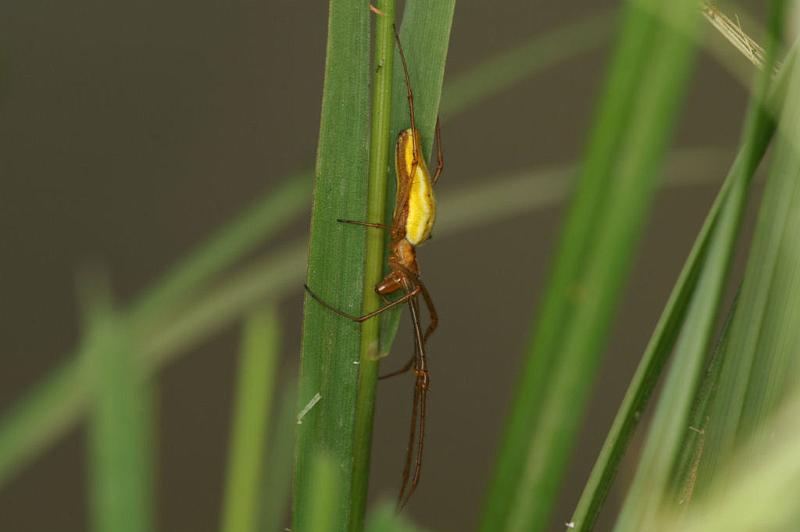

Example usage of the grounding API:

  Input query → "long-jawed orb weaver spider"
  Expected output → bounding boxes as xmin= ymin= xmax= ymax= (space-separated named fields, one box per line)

xmin=305 ymin=23 xmax=443 ymax=509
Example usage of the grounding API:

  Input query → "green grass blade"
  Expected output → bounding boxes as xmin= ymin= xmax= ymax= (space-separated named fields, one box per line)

xmin=572 ymin=17 xmax=785 ymax=530
xmin=221 ymin=307 xmax=280 ymax=532
xmin=259 ymin=386 xmax=296 ymax=532
xmin=0 ymin=357 xmax=88 ymax=487
xmin=365 ymin=503 xmax=426 ymax=532
xmin=568 ymin=152 xmax=756 ymax=531
xmin=669 ymin=290 xmax=737 ymax=504
xmin=480 ymin=3 xmax=700 ymax=530
xmin=293 ymin=0 xmax=371 ymax=530
xmin=302 ymin=452 xmax=341 ymax=532
xmin=659 ymin=388 xmax=800 ymax=532
xmin=693 ymin=35 xmax=800 ymax=495
xmin=81 ymin=274 xmax=154 ymax=532
xmin=613 ymin=117 xmax=752 ymax=532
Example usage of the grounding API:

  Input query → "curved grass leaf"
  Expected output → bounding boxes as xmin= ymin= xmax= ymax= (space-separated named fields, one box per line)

xmin=691 ymin=34 xmax=800 ymax=496
xmin=572 ymin=13 xmax=787 ymax=528
xmin=480 ymin=2 xmax=701 ymax=530
xmin=613 ymin=123 xmax=755 ymax=532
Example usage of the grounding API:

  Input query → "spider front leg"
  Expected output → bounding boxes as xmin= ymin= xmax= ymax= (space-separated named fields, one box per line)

xmin=304 ymin=284 xmax=420 ymax=323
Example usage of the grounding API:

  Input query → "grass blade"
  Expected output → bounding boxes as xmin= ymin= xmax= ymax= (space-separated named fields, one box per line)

xmin=480 ymin=3 xmax=701 ymax=530
xmin=303 ymin=452 xmax=341 ymax=532
xmin=220 ymin=307 xmax=280 ymax=532
xmin=259 ymin=386 xmax=296 ymax=532
xmin=81 ymin=274 xmax=154 ymax=532
xmin=659 ymin=387 xmax=800 ymax=531
xmin=613 ymin=118 xmax=752 ymax=532
xmin=293 ymin=0 xmax=371 ymax=530
xmin=571 ymin=13 xmax=785 ymax=530
xmin=365 ymin=503 xmax=426 ymax=532
xmin=568 ymin=151 xmax=760 ymax=531
xmin=692 ymin=37 xmax=800 ymax=496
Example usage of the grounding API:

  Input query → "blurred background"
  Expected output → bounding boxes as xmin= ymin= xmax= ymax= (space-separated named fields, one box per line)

xmin=0 ymin=1 xmax=765 ymax=530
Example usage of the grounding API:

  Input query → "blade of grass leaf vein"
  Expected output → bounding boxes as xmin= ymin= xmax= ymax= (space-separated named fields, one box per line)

xmin=349 ymin=1 xmax=398 ymax=529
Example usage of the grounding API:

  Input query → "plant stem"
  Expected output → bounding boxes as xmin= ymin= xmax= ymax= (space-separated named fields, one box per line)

xmin=350 ymin=1 xmax=396 ymax=530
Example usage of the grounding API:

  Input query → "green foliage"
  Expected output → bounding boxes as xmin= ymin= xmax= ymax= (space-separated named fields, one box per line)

xmin=692 ymin=18 xmax=800 ymax=498
xmin=81 ymin=273 xmax=154 ymax=532
xmin=221 ymin=307 xmax=280 ymax=532
xmin=480 ymin=2 xmax=701 ymax=530
xmin=293 ymin=0 xmax=371 ymax=529
xmin=614 ymin=6 xmax=787 ymax=531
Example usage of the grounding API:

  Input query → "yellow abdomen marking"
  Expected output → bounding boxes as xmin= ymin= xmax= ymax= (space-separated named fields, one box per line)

xmin=397 ymin=129 xmax=436 ymax=246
